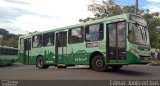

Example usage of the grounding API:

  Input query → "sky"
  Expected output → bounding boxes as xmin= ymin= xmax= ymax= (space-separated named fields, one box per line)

xmin=0 ymin=0 xmax=160 ymax=34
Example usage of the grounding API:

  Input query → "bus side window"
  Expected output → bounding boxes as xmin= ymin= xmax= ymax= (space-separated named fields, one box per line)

xmin=28 ymin=39 xmax=31 ymax=50
xmin=85 ymin=23 xmax=103 ymax=42
xmin=0 ymin=48 xmax=1 ymax=55
xmin=43 ymin=32 xmax=54 ymax=47
xmin=1 ymin=48 xmax=4 ymax=55
xmin=49 ymin=32 xmax=55 ymax=46
xmin=4 ymin=48 xmax=7 ymax=55
xmin=43 ymin=33 xmax=49 ymax=46
xmin=68 ymin=27 xmax=83 ymax=44
xmin=7 ymin=48 xmax=12 ymax=55
xmin=13 ymin=49 xmax=17 ymax=55
xmin=32 ymin=35 xmax=42 ymax=47
xmin=20 ymin=38 xmax=24 ymax=50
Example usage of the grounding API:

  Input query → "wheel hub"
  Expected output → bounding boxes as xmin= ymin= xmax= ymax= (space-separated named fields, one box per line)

xmin=96 ymin=59 xmax=103 ymax=67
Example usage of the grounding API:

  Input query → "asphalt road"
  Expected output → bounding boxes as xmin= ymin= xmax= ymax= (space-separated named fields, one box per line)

xmin=0 ymin=63 xmax=160 ymax=80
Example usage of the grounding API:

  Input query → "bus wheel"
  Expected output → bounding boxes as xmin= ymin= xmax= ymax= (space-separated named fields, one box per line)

xmin=111 ymin=65 xmax=123 ymax=71
xmin=92 ymin=55 xmax=106 ymax=72
xmin=36 ymin=57 xmax=45 ymax=69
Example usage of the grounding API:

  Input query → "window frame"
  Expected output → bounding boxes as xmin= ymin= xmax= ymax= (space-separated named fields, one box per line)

xmin=19 ymin=38 xmax=24 ymax=50
xmin=32 ymin=34 xmax=43 ymax=48
xmin=43 ymin=32 xmax=55 ymax=47
xmin=85 ymin=23 xmax=104 ymax=42
xmin=68 ymin=27 xmax=84 ymax=44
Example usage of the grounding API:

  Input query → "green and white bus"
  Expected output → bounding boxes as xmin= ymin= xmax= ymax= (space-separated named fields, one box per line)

xmin=18 ymin=13 xmax=151 ymax=71
xmin=0 ymin=46 xmax=18 ymax=65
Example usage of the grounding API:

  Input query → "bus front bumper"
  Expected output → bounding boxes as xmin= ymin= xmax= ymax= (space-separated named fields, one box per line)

xmin=139 ymin=56 xmax=151 ymax=64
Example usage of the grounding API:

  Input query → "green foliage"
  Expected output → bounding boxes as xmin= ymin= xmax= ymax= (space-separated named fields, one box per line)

xmin=0 ymin=28 xmax=22 ymax=48
xmin=143 ymin=13 xmax=160 ymax=48
xmin=79 ymin=0 xmax=144 ymax=22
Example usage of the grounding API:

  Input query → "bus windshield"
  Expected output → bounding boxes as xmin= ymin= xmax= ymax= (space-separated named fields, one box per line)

xmin=129 ymin=23 xmax=149 ymax=45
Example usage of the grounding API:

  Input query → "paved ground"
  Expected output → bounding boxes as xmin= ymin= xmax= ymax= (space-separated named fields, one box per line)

xmin=0 ymin=63 xmax=160 ymax=80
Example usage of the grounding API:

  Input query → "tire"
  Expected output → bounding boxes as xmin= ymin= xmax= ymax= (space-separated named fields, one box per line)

xmin=36 ymin=56 xmax=45 ymax=69
xmin=111 ymin=65 xmax=123 ymax=70
xmin=91 ymin=55 xmax=106 ymax=72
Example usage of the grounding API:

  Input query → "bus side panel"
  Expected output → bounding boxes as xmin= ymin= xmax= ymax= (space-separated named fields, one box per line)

xmin=18 ymin=51 xmax=25 ymax=64
xmin=66 ymin=43 xmax=89 ymax=65
xmin=43 ymin=47 xmax=56 ymax=65
xmin=66 ymin=42 xmax=106 ymax=65
xmin=126 ymin=50 xmax=140 ymax=64
xmin=0 ymin=56 xmax=11 ymax=65
xmin=30 ymin=48 xmax=40 ymax=65
xmin=30 ymin=47 xmax=56 ymax=65
xmin=0 ymin=55 xmax=17 ymax=65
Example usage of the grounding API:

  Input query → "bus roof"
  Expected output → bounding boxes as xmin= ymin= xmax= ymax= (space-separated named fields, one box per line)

xmin=20 ymin=13 xmax=138 ymax=38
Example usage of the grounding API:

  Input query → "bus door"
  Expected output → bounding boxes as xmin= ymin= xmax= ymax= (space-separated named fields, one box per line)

xmin=107 ymin=21 xmax=126 ymax=63
xmin=24 ymin=38 xmax=31 ymax=64
xmin=55 ymin=31 xmax=67 ymax=66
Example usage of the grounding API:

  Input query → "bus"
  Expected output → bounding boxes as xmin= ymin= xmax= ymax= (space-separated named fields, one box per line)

xmin=0 ymin=46 xmax=18 ymax=65
xmin=18 ymin=13 xmax=151 ymax=71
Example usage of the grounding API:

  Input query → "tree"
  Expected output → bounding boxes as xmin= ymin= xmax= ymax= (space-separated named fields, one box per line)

xmin=0 ymin=28 xmax=10 ymax=40
xmin=79 ymin=0 xmax=144 ymax=22
xmin=0 ymin=28 xmax=22 ymax=48
xmin=88 ymin=0 xmax=121 ymax=17
xmin=143 ymin=12 xmax=160 ymax=48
